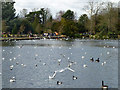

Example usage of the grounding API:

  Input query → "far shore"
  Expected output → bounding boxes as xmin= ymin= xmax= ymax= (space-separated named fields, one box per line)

xmin=0 ymin=35 xmax=119 ymax=41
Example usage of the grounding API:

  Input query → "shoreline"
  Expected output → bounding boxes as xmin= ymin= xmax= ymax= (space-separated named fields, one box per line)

xmin=0 ymin=36 xmax=119 ymax=41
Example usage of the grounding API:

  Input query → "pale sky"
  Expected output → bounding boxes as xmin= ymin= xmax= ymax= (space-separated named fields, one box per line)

xmin=14 ymin=0 xmax=119 ymax=18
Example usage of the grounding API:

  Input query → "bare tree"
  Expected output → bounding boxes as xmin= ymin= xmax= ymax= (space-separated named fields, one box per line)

xmin=105 ymin=2 xmax=114 ymax=32
xmin=83 ymin=1 xmax=104 ymax=34
xmin=55 ymin=10 xmax=65 ymax=21
xmin=19 ymin=9 xmax=28 ymax=18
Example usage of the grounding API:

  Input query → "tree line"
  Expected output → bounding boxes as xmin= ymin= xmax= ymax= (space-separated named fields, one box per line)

xmin=2 ymin=0 xmax=120 ymax=39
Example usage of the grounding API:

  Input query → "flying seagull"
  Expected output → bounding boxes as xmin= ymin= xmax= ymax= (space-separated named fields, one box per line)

xmin=49 ymin=67 xmax=75 ymax=79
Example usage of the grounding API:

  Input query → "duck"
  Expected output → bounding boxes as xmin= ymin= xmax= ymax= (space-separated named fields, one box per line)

xmin=73 ymin=76 xmax=77 ymax=80
xmin=57 ymin=81 xmax=62 ymax=85
xmin=102 ymin=81 xmax=108 ymax=90
xmin=90 ymin=58 xmax=94 ymax=62
xmin=95 ymin=58 xmax=100 ymax=62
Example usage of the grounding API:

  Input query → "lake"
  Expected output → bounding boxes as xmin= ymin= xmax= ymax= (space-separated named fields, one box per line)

xmin=0 ymin=39 xmax=118 ymax=88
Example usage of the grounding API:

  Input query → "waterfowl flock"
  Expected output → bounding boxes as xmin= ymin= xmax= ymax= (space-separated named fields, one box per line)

xmin=1 ymin=39 xmax=117 ymax=88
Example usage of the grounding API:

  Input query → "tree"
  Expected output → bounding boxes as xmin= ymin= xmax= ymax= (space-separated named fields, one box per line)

xmin=2 ymin=20 xmax=8 ymax=32
xmin=61 ymin=18 xmax=78 ymax=38
xmin=49 ymin=16 xmax=53 ymax=22
xmin=26 ymin=8 xmax=52 ymax=33
xmin=12 ymin=24 xmax=17 ymax=34
xmin=84 ymin=1 xmax=104 ymax=34
xmin=2 ymin=1 xmax=16 ymax=23
xmin=51 ymin=21 xmax=61 ymax=33
xmin=2 ymin=0 xmax=16 ymax=33
xmin=97 ymin=2 xmax=118 ymax=36
xmin=45 ymin=15 xmax=53 ymax=32
xmin=19 ymin=24 xmax=25 ymax=34
xmin=56 ymin=11 xmax=65 ymax=21
xmin=60 ymin=10 xmax=78 ymax=37
xmin=8 ymin=18 xmax=22 ymax=33
xmin=19 ymin=9 xmax=28 ymax=18
xmin=35 ymin=23 xmax=43 ymax=34
xmin=62 ymin=10 xmax=75 ymax=20
xmin=32 ymin=16 xmax=39 ymax=32
xmin=105 ymin=2 xmax=118 ymax=34
xmin=78 ymin=14 xmax=88 ymax=33
xmin=116 ymin=6 xmax=120 ymax=34
xmin=21 ymin=19 xmax=34 ymax=34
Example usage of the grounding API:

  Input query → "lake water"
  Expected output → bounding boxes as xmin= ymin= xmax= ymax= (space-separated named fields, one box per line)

xmin=0 ymin=39 xmax=118 ymax=88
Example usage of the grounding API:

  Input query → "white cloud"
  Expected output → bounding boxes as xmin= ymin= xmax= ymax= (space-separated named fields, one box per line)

xmin=14 ymin=0 xmax=119 ymax=18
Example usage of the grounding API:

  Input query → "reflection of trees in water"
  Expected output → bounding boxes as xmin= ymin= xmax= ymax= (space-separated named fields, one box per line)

xmin=2 ymin=41 xmax=16 ymax=47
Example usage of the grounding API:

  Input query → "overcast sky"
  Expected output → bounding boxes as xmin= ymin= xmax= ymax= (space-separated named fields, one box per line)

xmin=14 ymin=0 xmax=119 ymax=18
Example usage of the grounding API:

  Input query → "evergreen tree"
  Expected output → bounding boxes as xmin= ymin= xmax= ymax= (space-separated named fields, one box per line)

xmin=32 ymin=16 xmax=39 ymax=33
xmin=12 ymin=24 xmax=17 ymax=34
xmin=19 ymin=24 xmax=25 ymax=34
xmin=35 ymin=24 xmax=41 ymax=34
xmin=2 ymin=1 xmax=16 ymax=22
xmin=2 ymin=20 xmax=8 ymax=32
xmin=62 ymin=10 xmax=74 ymax=20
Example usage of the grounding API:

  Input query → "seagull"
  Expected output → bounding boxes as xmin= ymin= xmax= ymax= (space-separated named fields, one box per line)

xmin=83 ymin=64 xmax=87 ymax=68
xmin=58 ymin=59 xmax=61 ymax=65
xmin=13 ymin=57 xmax=16 ymax=60
xmin=101 ymin=63 xmax=104 ymax=66
xmin=113 ymin=46 xmax=115 ymax=48
xmin=104 ymin=61 xmax=106 ymax=64
xmin=10 ymin=65 xmax=14 ymax=70
xmin=102 ymin=61 xmax=106 ymax=66
xmin=49 ymin=67 xmax=75 ymax=79
xmin=43 ymin=63 xmax=46 ymax=65
xmin=107 ymin=52 xmax=110 ymax=55
xmin=18 ymin=45 xmax=23 ymax=48
xmin=2 ymin=58 xmax=5 ymax=60
xmin=82 ymin=56 xmax=85 ymax=59
xmin=10 ymin=77 xmax=16 ymax=82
